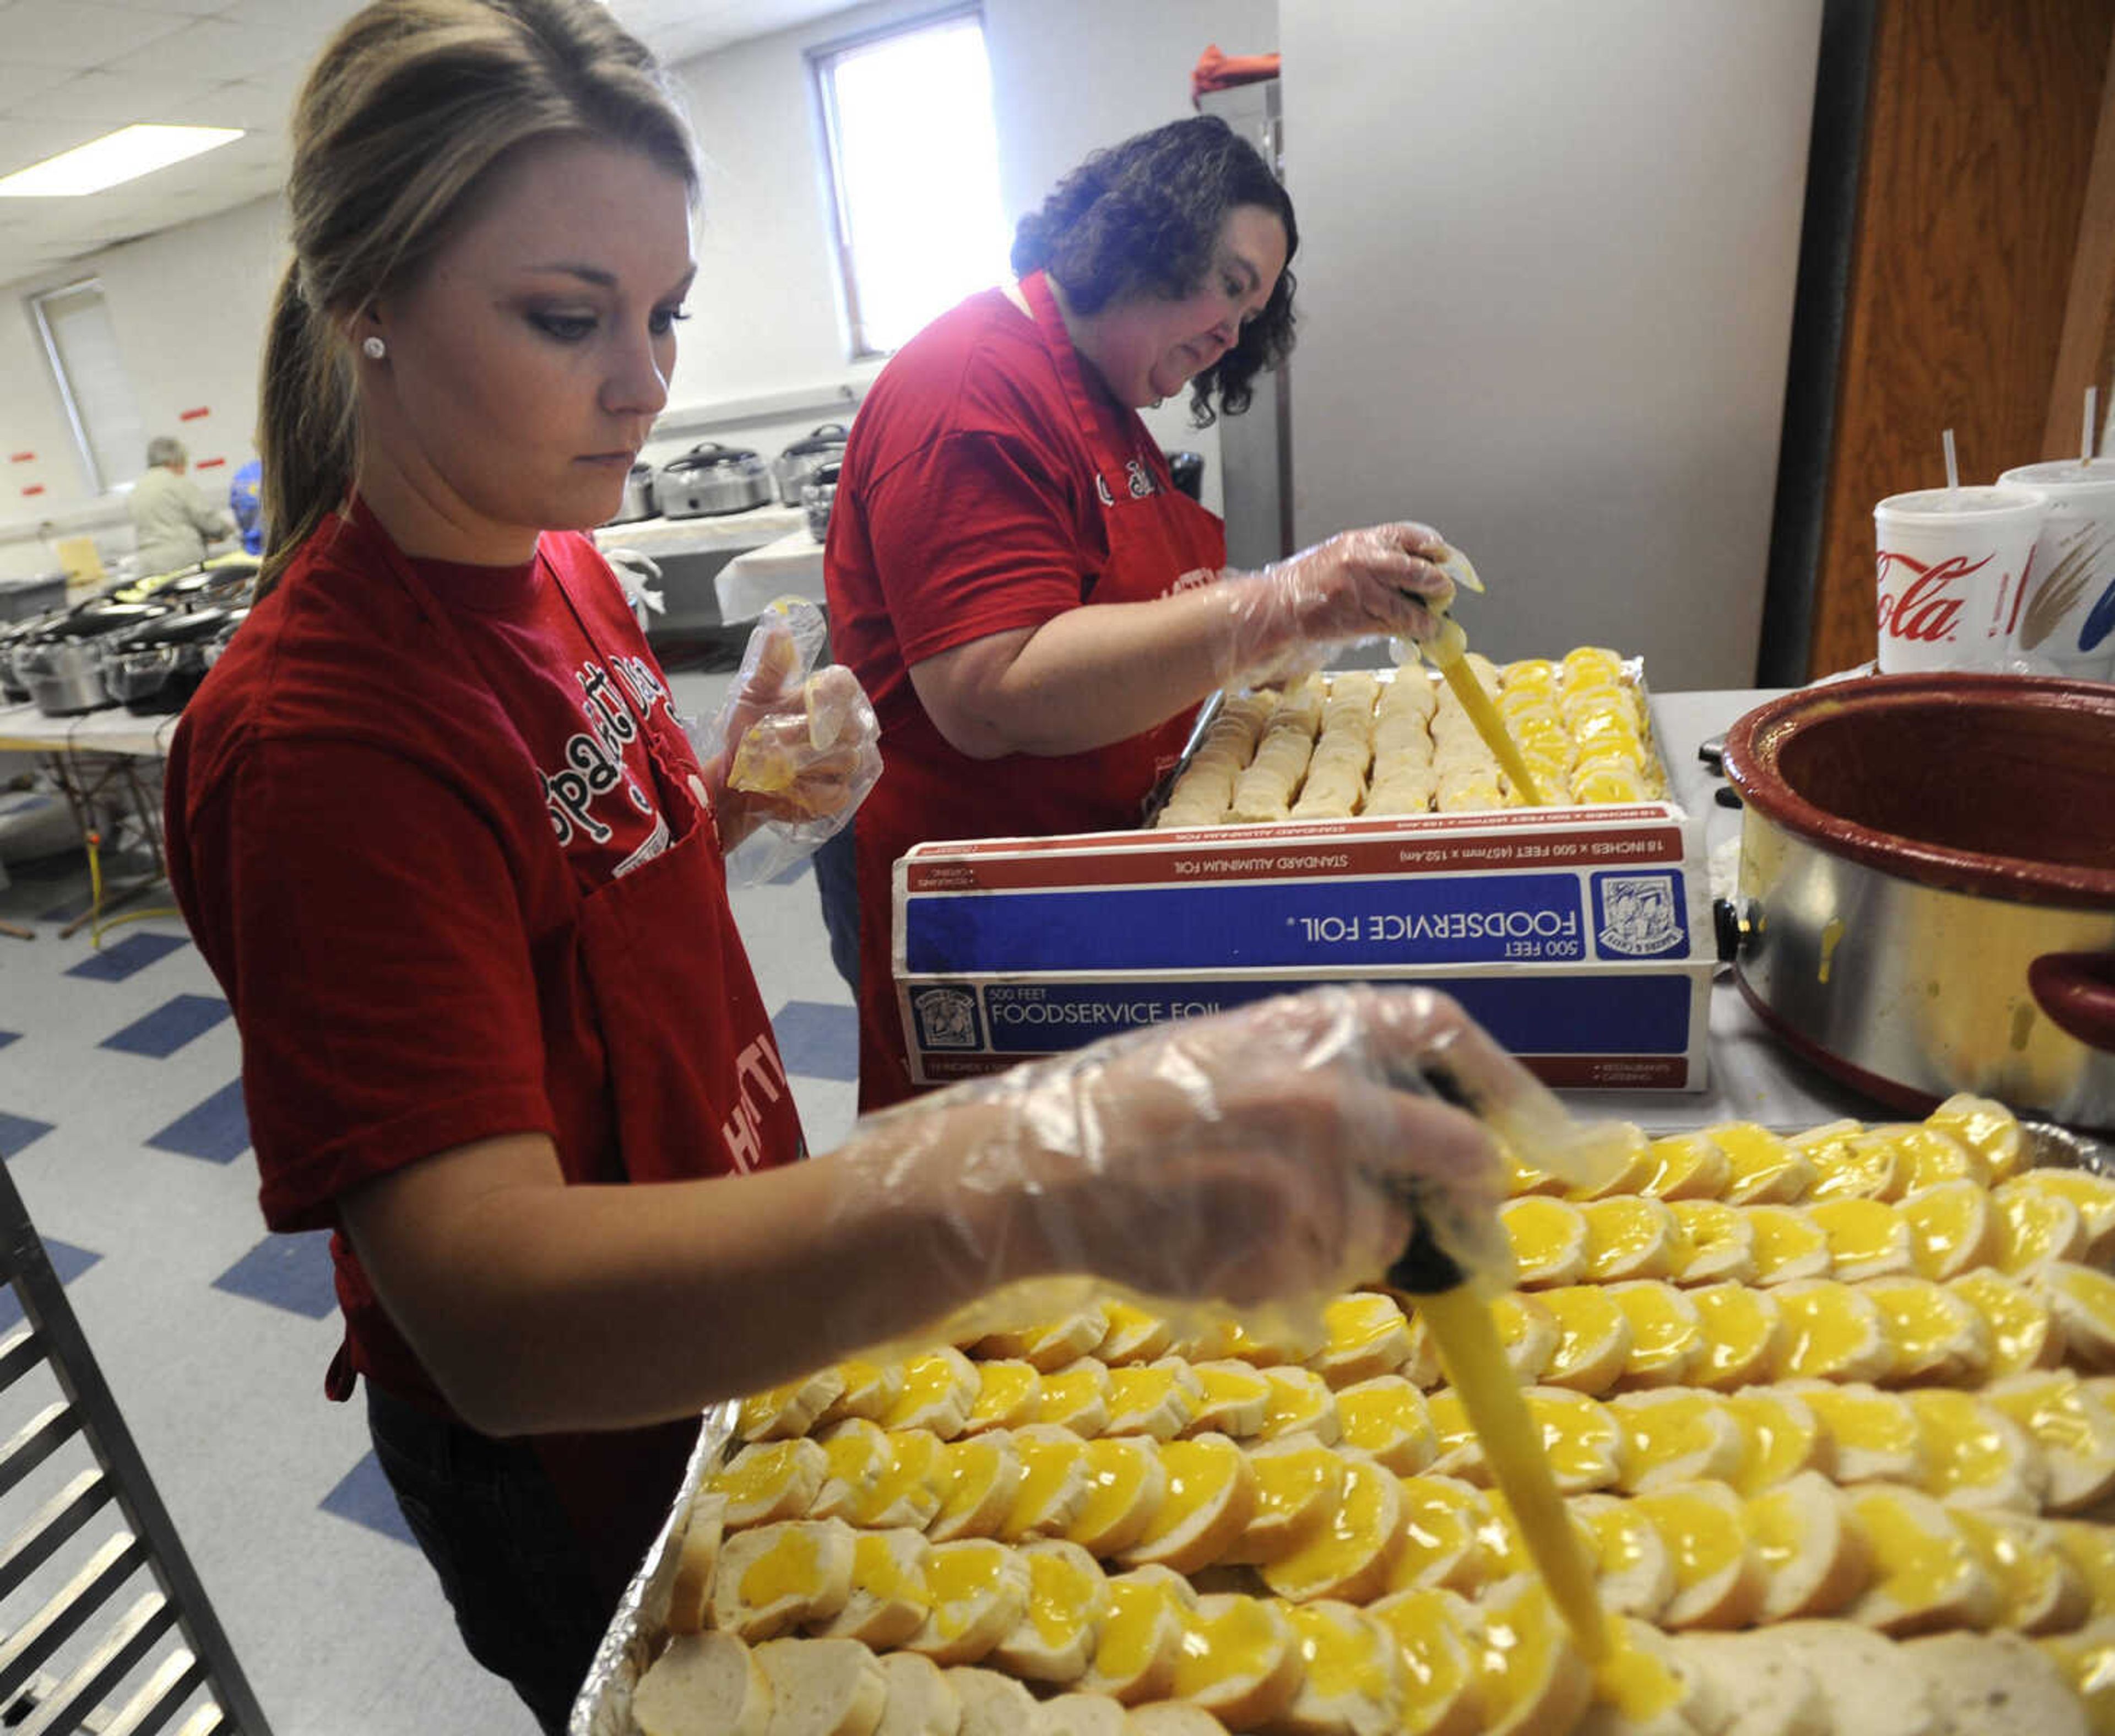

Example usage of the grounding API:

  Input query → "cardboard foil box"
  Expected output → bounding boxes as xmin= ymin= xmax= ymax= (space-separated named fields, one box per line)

xmin=893 ymin=801 xmax=1714 ymax=1091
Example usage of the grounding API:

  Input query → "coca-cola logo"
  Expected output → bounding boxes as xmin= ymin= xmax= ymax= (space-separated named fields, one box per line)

xmin=1875 ymin=550 xmax=1991 ymax=643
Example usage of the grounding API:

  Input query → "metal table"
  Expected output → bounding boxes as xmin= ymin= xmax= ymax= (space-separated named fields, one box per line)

xmin=1579 ymin=687 xmax=1885 ymax=1132
xmin=0 ymin=704 xmax=177 ymax=941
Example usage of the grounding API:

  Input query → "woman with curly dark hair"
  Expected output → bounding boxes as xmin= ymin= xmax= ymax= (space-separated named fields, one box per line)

xmin=825 ymin=114 xmax=1471 ymax=1109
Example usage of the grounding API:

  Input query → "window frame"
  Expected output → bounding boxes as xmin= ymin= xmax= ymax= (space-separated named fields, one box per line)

xmin=27 ymin=276 xmax=137 ymax=496
xmin=808 ymin=2 xmax=996 ymax=362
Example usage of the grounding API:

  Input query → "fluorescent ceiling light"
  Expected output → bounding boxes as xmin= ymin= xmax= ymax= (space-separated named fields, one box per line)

xmin=0 ymin=125 xmax=245 ymax=198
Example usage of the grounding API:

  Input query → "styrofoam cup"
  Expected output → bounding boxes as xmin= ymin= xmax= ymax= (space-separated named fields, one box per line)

xmin=1872 ymin=486 xmax=2046 ymax=673
xmin=1996 ymin=458 xmax=2115 ymax=681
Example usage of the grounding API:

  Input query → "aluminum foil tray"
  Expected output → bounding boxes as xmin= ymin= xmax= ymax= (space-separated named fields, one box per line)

xmin=1140 ymin=658 xmax=1674 ymax=829
xmin=572 ymin=1117 xmax=2109 ymax=1733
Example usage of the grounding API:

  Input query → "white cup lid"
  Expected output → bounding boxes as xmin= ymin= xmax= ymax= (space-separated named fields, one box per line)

xmin=1997 ymin=458 xmax=2115 ymax=489
xmin=1874 ymin=485 xmax=2045 ymax=518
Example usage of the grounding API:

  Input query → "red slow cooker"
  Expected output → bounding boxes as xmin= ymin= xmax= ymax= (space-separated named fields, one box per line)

xmin=1721 ymin=674 xmax=2115 ymax=1131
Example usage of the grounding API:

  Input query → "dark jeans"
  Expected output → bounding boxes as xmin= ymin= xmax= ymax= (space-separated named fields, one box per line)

xmin=814 ymin=820 xmax=861 ymax=997
xmin=365 ymin=1381 xmax=611 ymax=1734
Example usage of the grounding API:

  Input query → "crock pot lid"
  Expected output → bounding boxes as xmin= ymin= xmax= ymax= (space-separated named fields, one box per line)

xmin=781 ymin=424 xmax=849 ymax=459
xmin=662 ymin=442 xmax=761 ymax=473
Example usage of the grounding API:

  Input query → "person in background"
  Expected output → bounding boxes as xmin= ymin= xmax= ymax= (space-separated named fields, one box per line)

xmin=823 ymin=115 xmax=1463 ymax=1111
xmin=127 ymin=435 xmax=236 ymax=576
xmin=161 ymin=3 xmax=1524 ymax=1729
xmin=227 ymin=457 xmax=266 ymax=556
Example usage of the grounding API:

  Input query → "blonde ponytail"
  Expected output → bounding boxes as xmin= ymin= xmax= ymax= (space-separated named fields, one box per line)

xmin=256 ymin=262 xmax=356 ymax=594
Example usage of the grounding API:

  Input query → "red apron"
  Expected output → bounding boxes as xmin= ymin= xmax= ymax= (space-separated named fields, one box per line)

xmin=855 ymin=271 xmax=1229 ymax=1109
xmin=338 ymin=504 xmax=806 ymax=1600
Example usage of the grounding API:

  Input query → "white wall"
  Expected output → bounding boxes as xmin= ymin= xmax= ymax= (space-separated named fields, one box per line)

xmin=0 ymin=0 xmax=1277 ymax=578
xmin=0 ymin=196 xmax=285 ymax=576
xmin=1279 ymin=0 xmax=1823 ymax=688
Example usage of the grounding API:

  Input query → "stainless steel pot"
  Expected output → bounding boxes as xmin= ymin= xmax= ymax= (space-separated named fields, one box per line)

xmin=1721 ymin=674 xmax=2115 ymax=1130
xmin=653 ymin=442 xmax=772 ymax=518
xmin=772 ymin=422 xmax=849 ymax=507
xmin=19 ymin=638 xmax=111 ymax=717
xmin=606 ymin=462 xmax=657 ymax=525
xmin=802 ymin=459 xmax=841 ymax=544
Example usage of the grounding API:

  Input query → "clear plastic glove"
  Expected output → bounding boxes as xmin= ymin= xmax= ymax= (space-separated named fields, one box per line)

xmin=826 ymin=985 xmax=1625 ymax=1355
xmin=690 ymin=599 xmax=882 ymax=885
xmin=1212 ymin=523 xmax=1483 ymax=688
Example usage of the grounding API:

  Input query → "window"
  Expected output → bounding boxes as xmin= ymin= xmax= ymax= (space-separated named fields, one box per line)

xmin=812 ymin=8 xmax=1010 ymax=357
xmin=29 ymin=280 xmax=145 ymax=495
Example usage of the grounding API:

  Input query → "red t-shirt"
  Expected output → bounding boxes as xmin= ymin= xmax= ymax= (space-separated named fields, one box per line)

xmin=166 ymin=507 xmax=803 ymax=1417
xmin=826 ymin=279 xmax=1227 ymax=1106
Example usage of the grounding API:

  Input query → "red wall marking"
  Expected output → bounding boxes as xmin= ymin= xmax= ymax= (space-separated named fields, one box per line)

xmin=8 ymin=451 xmax=34 ymax=463
xmin=178 ymin=406 xmax=210 ymax=421
xmin=194 ymin=456 xmax=226 ymax=470
xmin=20 ymin=484 xmax=46 ymax=497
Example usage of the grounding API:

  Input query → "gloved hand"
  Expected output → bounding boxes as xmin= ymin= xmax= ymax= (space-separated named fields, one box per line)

xmin=1212 ymin=522 xmax=1483 ymax=687
xmin=827 ymin=985 xmax=1618 ymax=1349
xmin=692 ymin=600 xmax=882 ymax=883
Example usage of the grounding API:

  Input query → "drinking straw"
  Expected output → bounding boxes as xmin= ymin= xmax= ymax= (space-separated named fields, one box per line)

xmin=1942 ymin=427 xmax=1959 ymax=492
xmin=2086 ymin=387 xmax=2101 ymax=468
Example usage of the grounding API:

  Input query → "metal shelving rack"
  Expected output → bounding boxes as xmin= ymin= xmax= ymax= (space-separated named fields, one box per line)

xmin=0 ymin=1158 xmax=270 ymax=1734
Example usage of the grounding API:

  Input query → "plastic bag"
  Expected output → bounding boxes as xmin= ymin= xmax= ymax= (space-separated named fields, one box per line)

xmin=824 ymin=984 xmax=1628 ymax=1363
xmin=690 ymin=598 xmax=882 ymax=886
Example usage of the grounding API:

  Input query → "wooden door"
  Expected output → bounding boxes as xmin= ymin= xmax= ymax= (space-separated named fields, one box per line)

xmin=1806 ymin=0 xmax=2115 ymax=677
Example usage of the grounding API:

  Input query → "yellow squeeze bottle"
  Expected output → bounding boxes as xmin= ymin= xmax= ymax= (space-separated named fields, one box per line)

xmin=1384 ymin=1218 xmax=1607 ymax=1661
xmin=1417 ymin=610 xmax=1545 ymax=805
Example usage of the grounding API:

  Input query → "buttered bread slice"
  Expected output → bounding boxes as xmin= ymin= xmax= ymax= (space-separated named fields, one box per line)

xmin=1277 ymin=1599 xmax=1405 ymax=1736
xmin=990 ymin=1538 xmax=1110 ymax=1684
xmin=1114 ymin=1434 xmax=1256 ymax=1576
xmin=902 ymin=1539 xmax=1031 ymax=1667
xmin=712 ymin=1518 xmax=858 ymax=1641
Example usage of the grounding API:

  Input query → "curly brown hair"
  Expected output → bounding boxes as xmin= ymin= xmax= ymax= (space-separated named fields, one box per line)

xmin=1010 ymin=114 xmax=1296 ymax=426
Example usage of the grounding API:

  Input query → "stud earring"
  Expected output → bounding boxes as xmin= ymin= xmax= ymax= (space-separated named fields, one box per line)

xmin=361 ymin=336 xmax=386 ymax=360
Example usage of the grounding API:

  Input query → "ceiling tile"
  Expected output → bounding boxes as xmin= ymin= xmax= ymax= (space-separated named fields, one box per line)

xmin=4 ymin=2 xmax=196 ymax=70
xmin=103 ymin=16 xmax=316 ymax=83
xmin=160 ymin=78 xmax=296 ymax=131
xmin=9 ymin=69 xmax=223 ymax=125
xmin=0 ymin=59 xmax=77 ymax=109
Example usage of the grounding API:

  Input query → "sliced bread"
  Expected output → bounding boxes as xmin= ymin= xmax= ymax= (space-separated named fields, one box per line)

xmin=990 ymin=1538 xmax=1110 ymax=1685
xmin=1847 ymin=1484 xmax=2003 ymax=1636
xmin=1114 ymin=1434 xmax=1256 ymax=1576
xmin=1080 ymin=1565 xmax=1192 ymax=1705
xmin=1628 ymin=1482 xmax=1765 ymax=1630
xmin=1766 ymin=1618 xmax=1942 ymax=1736
xmin=1671 ymin=1630 xmax=1830 ymax=1736
xmin=943 ymin=1666 xmax=1040 ymax=1736
xmin=752 ymin=1635 xmax=887 ymax=1736
xmin=1900 ymin=1630 xmax=2089 ymax=1736
xmin=902 ymin=1538 xmax=1031 ymax=1667
xmin=633 ymin=1630 xmax=773 ymax=1736
xmin=666 ymin=1491 xmax=726 ymax=1635
xmin=712 ymin=1518 xmax=858 ymax=1642
xmin=1275 ymin=1599 xmax=1404 ymax=1736
xmin=1744 ymin=1470 xmax=1868 ymax=1621
xmin=872 ymin=1651 xmax=961 ymax=1736
xmin=810 ymin=1528 xmax=932 ymax=1650
xmin=1164 ymin=1593 xmax=1305 ymax=1730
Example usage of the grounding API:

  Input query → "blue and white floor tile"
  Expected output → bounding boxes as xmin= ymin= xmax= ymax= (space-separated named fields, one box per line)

xmin=0 ymin=751 xmax=860 ymax=1736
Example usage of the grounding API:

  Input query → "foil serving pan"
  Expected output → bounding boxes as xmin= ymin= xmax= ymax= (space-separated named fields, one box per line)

xmin=1140 ymin=659 xmax=1674 ymax=829
xmin=570 ymin=1119 xmax=2109 ymax=1734
xmin=570 ymin=1403 xmax=736 ymax=1736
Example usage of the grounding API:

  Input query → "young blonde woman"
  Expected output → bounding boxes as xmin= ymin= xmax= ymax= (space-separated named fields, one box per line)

xmin=165 ymin=2 xmax=1530 ymax=1726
